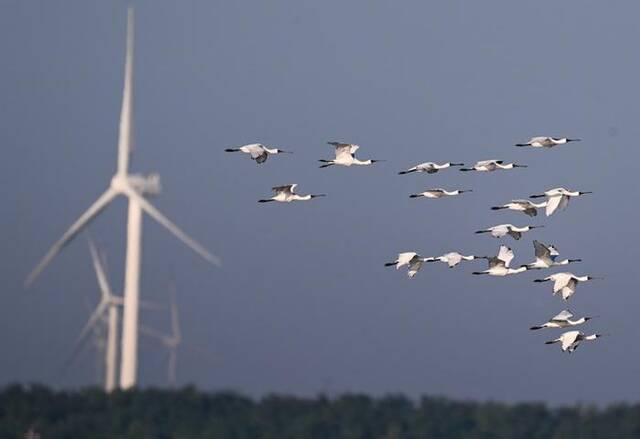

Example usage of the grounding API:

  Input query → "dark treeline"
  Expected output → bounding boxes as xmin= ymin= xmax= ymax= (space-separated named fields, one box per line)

xmin=1 ymin=384 xmax=639 ymax=438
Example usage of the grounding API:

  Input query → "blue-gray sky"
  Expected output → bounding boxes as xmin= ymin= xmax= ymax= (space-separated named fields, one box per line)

xmin=1 ymin=0 xmax=639 ymax=405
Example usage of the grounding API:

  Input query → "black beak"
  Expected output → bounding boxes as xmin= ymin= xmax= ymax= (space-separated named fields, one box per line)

xmin=568 ymin=138 xmax=582 ymax=142
xmin=530 ymin=225 xmax=544 ymax=229
xmin=579 ymin=191 xmax=593 ymax=195
xmin=311 ymin=194 xmax=327 ymax=198
xmin=568 ymin=259 xmax=582 ymax=263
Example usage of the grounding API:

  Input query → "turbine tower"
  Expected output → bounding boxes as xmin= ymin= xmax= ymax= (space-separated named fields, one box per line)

xmin=25 ymin=7 xmax=220 ymax=390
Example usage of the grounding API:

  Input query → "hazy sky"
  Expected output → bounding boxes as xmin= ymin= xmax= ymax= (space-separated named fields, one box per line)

xmin=1 ymin=0 xmax=639 ymax=405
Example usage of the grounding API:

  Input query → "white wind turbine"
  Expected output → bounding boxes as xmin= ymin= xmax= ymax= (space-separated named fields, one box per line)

xmin=24 ymin=7 xmax=220 ymax=390
xmin=139 ymin=284 xmax=209 ymax=387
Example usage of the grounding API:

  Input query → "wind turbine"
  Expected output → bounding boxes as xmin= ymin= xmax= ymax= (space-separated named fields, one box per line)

xmin=140 ymin=283 xmax=214 ymax=387
xmin=139 ymin=284 xmax=182 ymax=387
xmin=24 ymin=7 xmax=220 ymax=390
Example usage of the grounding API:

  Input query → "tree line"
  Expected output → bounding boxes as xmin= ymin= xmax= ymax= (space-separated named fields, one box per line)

xmin=1 ymin=384 xmax=639 ymax=438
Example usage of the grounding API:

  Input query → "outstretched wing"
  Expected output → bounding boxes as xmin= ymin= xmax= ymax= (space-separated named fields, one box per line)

xmin=497 ymin=245 xmax=514 ymax=267
xmin=545 ymin=195 xmax=563 ymax=216
xmin=551 ymin=309 xmax=573 ymax=322
xmin=533 ymin=240 xmax=551 ymax=261
xmin=272 ymin=184 xmax=296 ymax=195
xmin=396 ymin=252 xmax=418 ymax=268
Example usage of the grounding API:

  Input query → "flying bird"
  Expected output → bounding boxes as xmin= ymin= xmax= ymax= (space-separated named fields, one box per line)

xmin=491 ymin=200 xmax=547 ymax=217
xmin=529 ymin=187 xmax=592 ymax=216
xmin=525 ymin=240 xmax=581 ymax=270
xmin=475 ymin=224 xmax=543 ymax=240
xmin=385 ymin=252 xmax=435 ymax=278
xmin=319 ymin=142 xmax=383 ymax=168
xmin=533 ymin=272 xmax=599 ymax=301
xmin=545 ymin=330 xmax=604 ymax=353
xmin=258 ymin=184 xmax=325 ymax=203
xmin=530 ymin=310 xmax=595 ymax=330
xmin=410 ymin=189 xmax=472 ymax=199
xmin=225 ymin=143 xmax=291 ymax=164
xmin=472 ymin=245 xmax=527 ymax=276
xmin=460 ymin=160 xmax=527 ymax=172
xmin=515 ymin=137 xmax=581 ymax=148
xmin=398 ymin=162 xmax=464 ymax=175
xmin=428 ymin=252 xmax=482 ymax=268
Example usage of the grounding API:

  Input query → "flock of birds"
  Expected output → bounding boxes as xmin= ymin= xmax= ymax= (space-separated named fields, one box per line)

xmin=225 ymin=137 xmax=605 ymax=354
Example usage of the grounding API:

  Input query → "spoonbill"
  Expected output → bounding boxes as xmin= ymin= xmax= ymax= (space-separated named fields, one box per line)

xmin=385 ymin=252 xmax=435 ymax=278
xmin=530 ymin=310 xmax=594 ymax=330
xmin=410 ymin=189 xmax=472 ymax=199
xmin=475 ymin=224 xmax=543 ymax=240
xmin=319 ymin=142 xmax=383 ymax=168
xmin=225 ymin=143 xmax=291 ymax=164
xmin=258 ymin=184 xmax=325 ymax=203
xmin=472 ymin=245 xmax=527 ymax=276
xmin=526 ymin=240 xmax=581 ymax=270
xmin=491 ymin=200 xmax=547 ymax=217
xmin=428 ymin=252 xmax=482 ymax=268
xmin=515 ymin=137 xmax=581 ymax=148
xmin=533 ymin=272 xmax=599 ymax=301
xmin=529 ymin=187 xmax=592 ymax=216
xmin=398 ymin=162 xmax=464 ymax=175
xmin=545 ymin=330 xmax=604 ymax=353
xmin=460 ymin=160 xmax=527 ymax=172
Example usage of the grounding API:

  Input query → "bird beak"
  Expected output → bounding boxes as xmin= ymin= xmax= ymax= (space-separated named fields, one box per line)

xmin=311 ymin=194 xmax=327 ymax=198
xmin=568 ymin=138 xmax=582 ymax=142
xmin=568 ymin=259 xmax=582 ymax=263
xmin=280 ymin=150 xmax=293 ymax=154
xmin=579 ymin=191 xmax=593 ymax=195
xmin=371 ymin=160 xmax=385 ymax=163
xmin=531 ymin=225 xmax=545 ymax=229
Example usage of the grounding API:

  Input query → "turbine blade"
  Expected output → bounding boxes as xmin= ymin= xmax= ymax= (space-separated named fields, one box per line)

xmin=123 ymin=188 xmax=221 ymax=266
xmin=169 ymin=283 xmax=181 ymax=340
xmin=25 ymin=188 xmax=119 ymax=287
xmin=139 ymin=324 xmax=172 ymax=345
xmin=64 ymin=301 xmax=109 ymax=370
xmin=87 ymin=238 xmax=114 ymax=301
xmin=117 ymin=6 xmax=135 ymax=175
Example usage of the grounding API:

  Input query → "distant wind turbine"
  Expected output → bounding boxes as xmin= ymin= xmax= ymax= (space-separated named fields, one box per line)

xmin=24 ymin=7 xmax=220 ymax=390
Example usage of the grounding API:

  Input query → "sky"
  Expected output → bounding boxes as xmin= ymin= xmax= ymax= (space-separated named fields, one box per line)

xmin=1 ymin=0 xmax=639 ymax=405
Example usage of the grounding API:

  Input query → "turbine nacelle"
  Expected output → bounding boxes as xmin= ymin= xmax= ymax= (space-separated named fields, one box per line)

xmin=110 ymin=173 xmax=161 ymax=197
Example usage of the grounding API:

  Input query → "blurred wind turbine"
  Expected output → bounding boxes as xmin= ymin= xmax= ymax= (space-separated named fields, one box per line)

xmin=24 ymin=7 xmax=220 ymax=390
xmin=140 ymin=283 xmax=215 ymax=387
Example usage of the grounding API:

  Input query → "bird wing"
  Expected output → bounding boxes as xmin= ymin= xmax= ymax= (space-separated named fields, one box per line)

xmin=487 ymin=256 xmax=504 ymax=269
xmin=551 ymin=310 xmax=574 ymax=322
xmin=490 ymin=224 xmax=509 ymax=238
xmin=443 ymin=252 xmax=462 ymax=267
xmin=545 ymin=195 xmax=563 ymax=216
xmin=561 ymin=331 xmax=581 ymax=351
xmin=333 ymin=143 xmax=355 ymax=160
xmin=551 ymin=273 xmax=573 ymax=293
xmin=272 ymin=184 xmax=296 ymax=195
xmin=407 ymin=257 xmax=424 ymax=277
xmin=497 ymin=245 xmax=514 ymax=267
xmin=507 ymin=230 xmax=522 ymax=240
xmin=396 ymin=252 xmax=418 ymax=268
xmin=533 ymin=240 xmax=552 ymax=261
xmin=476 ymin=160 xmax=496 ymax=167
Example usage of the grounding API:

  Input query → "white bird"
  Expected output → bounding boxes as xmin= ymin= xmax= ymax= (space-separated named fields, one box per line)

xmin=460 ymin=160 xmax=527 ymax=172
xmin=530 ymin=309 xmax=595 ymax=330
xmin=472 ymin=245 xmax=527 ymax=276
xmin=533 ymin=272 xmax=599 ymax=301
xmin=258 ymin=184 xmax=325 ymax=203
xmin=491 ymin=200 xmax=548 ymax=217
xmin=410 ymin=188 xmax=472 ymax=199
xmin=529 ymin=187 xmax=592 ymax=216
xmin=385 ymin=252 xmax=435 ymax=278
xmin=526 ymin=240 xmax=581 ymax=270
xmin=515 ymin=136 xmax=581 ymax=148
xmin=545 ymin=330 xmax=604 ymax=353
xmin=398 ymin=162 xmax=464 ymax=175
xmin=428 ymin=252 xmax=481 ymax=268
xmin=319 ymin=142 xmax=382 ymax=168
xmin=475 ymin=224 xmax=543 ymax=240
xmin=225 ymin=143 xmax=291 ymax=164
